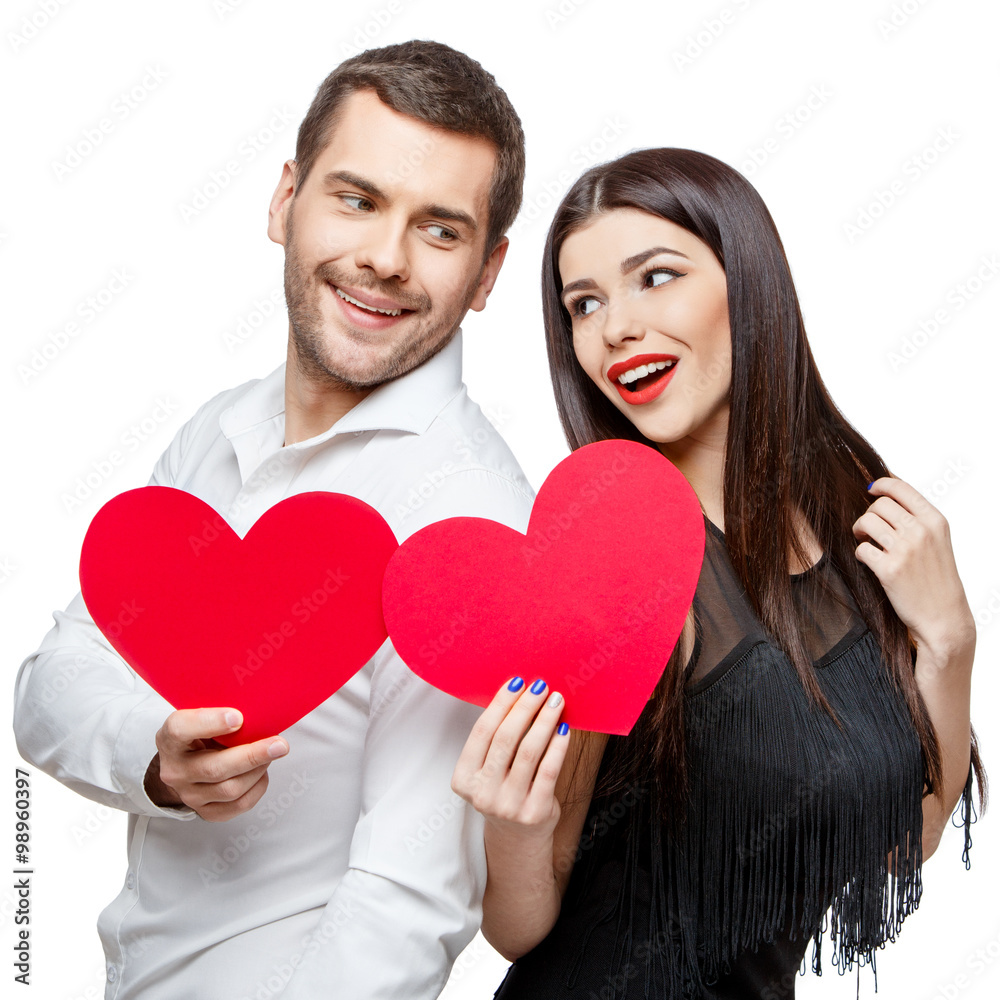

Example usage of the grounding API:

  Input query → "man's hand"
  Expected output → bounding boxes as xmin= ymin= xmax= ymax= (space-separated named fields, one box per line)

xmin=144 ymin=708 xmax=289 ymax=821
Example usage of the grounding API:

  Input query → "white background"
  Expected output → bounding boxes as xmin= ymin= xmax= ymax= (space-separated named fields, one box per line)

xmin=3 ymin=0 xmax=999 ymax=997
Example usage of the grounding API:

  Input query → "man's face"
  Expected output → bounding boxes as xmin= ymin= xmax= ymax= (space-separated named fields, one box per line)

xmin=267 ymin=89 xmax=505 ymax=391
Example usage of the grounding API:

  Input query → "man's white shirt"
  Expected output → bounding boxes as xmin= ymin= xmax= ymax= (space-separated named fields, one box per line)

xmin=14 ymin=329 xmax=534 ymax=999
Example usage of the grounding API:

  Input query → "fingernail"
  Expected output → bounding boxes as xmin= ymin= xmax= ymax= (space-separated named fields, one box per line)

xmin=267 ymin=740 xmax=288 ymax=759
xmin=866 ymin=481 xmax=874 ymax=491
xmin=530 ymin=678 xmax=547 ymax=695
xmin=507 ymin=676 xmax=524 ymax=692
xmin=224 ymin=710 xmax=242 ymax=729
xmin=557 ymin=722 xmax=569 ymax=736
xmin=548 ymin=692 xmax=563 ymax=709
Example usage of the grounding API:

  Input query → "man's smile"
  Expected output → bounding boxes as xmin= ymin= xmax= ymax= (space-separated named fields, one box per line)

xmin=327 ymin=280 xmax=417 ymax=330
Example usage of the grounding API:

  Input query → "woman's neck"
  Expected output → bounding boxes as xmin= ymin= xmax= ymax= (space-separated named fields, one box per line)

xmin=656 ymin=433 xmax=726 ymax=532
xmin=655 ymin=428 xmax=821 ymax=572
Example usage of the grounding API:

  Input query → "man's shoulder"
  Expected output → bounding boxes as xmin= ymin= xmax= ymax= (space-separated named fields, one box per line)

xmin=430 ymin=387 xmax=532 ymax=489
xmin=438 ymin=385 xmax=531 ymax=470
xmin=190 ymin=373 xmax=268 ymax=426
xmin=390 ymin=387 xmax=536 ymax=538
xmin=171 ymin=372 xmax=272 ymax=446
xmin=148 ymin=372 xmax=275 ymax=487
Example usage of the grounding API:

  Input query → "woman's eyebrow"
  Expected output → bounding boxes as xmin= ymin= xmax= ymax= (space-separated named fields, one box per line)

xmin=620 ymin=246 xmax=691 ymax=273
xmin=561 ymin=278 xmax=598 ymax=299
xmin=561 ymin=245 xmax=694 ymax=299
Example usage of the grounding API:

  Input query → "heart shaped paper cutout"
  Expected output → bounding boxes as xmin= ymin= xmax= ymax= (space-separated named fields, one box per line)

xmin=80 ymin=487 xmax=398 ymax=746
xmin=383 ymin=439 xmax=705 ymax=735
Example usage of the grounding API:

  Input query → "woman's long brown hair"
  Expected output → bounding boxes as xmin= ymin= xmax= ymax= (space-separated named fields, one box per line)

xmin=541 ymin=147 xmax=985 ymax=817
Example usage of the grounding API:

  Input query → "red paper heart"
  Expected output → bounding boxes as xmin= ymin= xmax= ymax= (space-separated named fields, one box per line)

xmin=79 ymin=487 xmax=398 ymax=746
xmin=382 ymin=440 xmax=704 ymax=735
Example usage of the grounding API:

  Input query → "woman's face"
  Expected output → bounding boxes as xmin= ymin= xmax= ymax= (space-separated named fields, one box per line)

xmin=558 ymin=208 xmax=731 ymax=450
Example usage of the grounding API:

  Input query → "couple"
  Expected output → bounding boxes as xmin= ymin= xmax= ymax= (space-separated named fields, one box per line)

xmin=14 ymin=39 xmax=983 ymax=1000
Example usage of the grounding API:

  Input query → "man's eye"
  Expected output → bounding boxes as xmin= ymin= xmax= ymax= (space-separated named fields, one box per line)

xmin=341 ymin=194 xmax=374 ymax=211
xmin=426 ymin=224 xmax=458 ymax=241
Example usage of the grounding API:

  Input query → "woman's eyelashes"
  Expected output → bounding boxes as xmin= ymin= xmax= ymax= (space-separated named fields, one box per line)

xmin=642 ymin=266 xmax=683 ymax=288
xmin=569 ymin=295 xmax=601 ymax=317
xmin=566 ymin=266 xmax=685 ymax=319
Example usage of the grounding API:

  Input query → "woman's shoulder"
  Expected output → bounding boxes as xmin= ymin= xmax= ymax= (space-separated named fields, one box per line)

xmin=684 ymin=510 xmax=870 ymax=692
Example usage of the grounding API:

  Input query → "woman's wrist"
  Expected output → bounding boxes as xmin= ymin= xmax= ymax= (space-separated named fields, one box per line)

xmin=913 ymin=616 xmax=975 ymax=684
xmin=484 ymin=812 xmax=559 ymax=846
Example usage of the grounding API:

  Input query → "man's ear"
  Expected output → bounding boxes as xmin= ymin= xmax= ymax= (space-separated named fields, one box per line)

xmin=468 ymin=236 xmax=509 ymax=313
xmin=266 ymin=160 xmax=297 ymax=246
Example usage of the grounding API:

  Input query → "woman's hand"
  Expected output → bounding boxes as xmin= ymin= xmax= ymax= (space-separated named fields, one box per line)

xmin=451 ymin=676 xmax=571 ymax=842
xmin=856 ymin=477 xmax=979 ymax=859
xmin=853 ymin=476 xmax=975 ymax=656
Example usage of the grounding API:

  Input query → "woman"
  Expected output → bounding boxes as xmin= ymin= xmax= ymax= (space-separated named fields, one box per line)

xmin=451 ymin=148 xmax=986 ymax=998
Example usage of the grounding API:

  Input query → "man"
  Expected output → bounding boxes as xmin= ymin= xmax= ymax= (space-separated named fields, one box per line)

xmin=14 ymin=40 xmax=532 ymax=999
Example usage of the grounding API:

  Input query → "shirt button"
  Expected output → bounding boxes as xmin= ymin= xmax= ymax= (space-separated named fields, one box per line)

xmin=107 ymin=965 xmax=118 ymax=983
xmin=125 ymin=872 xmax=135 ymax=890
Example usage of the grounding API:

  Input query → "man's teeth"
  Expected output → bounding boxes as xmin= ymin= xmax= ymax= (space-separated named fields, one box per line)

xmin=335 ymin=287 xmax=404 ymax=316
xmin=617 ymin=360 xmax=676 ymax=385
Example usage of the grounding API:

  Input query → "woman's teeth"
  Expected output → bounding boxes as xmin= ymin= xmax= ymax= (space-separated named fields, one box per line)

xmin=617 ymin=360 xmax=675 ymax=385
xmin=335 ymin=287 xmax=404 ymax=317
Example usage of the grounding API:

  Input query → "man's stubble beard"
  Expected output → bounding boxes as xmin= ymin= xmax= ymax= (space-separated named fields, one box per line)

xmin=282 ymin=203 xmax=480 ymax=392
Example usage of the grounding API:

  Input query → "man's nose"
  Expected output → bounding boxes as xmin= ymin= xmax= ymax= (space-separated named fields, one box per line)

xmin=353 ymin=216 xmax=410 ymax=282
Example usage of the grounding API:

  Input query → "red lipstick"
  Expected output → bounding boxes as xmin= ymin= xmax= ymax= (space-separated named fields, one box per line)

xmin=607 ymin=353 xmax=679 ymax=406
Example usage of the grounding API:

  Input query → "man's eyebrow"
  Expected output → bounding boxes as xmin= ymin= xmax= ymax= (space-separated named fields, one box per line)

xmin=620 ymin=246 xmax=691 ymax=273
xmin=322 ymin=170 xmax=387 ymax=201
xmin=421 ymin=204 xmax=477 ymax=233
xmin=321 ymin=170 xmax=477 ymax=233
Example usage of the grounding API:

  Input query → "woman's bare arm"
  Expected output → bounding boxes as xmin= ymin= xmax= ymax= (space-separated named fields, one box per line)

xmin=915 ymin=622 xmax=975 ymax=860
xmin=480 ymin=727 xmax=608 ymax=959
xmin=451 ymin=678 xmax=609 ymax=961
xmin=854 ymin=476 xmax=979 ymax=864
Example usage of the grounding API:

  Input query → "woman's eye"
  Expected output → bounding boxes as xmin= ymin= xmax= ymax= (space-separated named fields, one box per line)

xmin=426 ymin=224 xmax=458 ymax=241
xmin=645 ymin=268 xmax=680 ymax=288
xmin=342 ymin=194 xmax=374 ymax=211
xmin=574 ymin=297 xmax=600 ymax=317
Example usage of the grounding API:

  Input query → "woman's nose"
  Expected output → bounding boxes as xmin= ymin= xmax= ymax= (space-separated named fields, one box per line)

xmin=603 ymin=300 xmax=644 ymax=349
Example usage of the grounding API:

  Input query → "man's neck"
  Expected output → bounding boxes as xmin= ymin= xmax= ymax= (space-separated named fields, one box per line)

xmin=282 ymin=340 xmax=374 ymax=447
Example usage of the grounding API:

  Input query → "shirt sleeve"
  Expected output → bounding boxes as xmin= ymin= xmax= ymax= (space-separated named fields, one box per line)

xmin=281 ymin=467 xmax=534 ymax=1000
xmin=12 ymin=427 xmax=197 ymax=821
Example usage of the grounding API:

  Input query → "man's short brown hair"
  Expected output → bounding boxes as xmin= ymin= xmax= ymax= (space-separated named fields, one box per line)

xmin=294 ymin=40 xmax=525 ymax=256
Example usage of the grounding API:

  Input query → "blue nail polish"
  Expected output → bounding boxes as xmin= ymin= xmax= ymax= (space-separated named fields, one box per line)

xmin=507 ymin=676 xmax=524 ymax=692
xmin=558 ymin=722 xmax=569 ymax=736
xmin=866 ymin=481 xmax=874 ymax=491
xmin=530 ymin=678 xmax=547 ymax=695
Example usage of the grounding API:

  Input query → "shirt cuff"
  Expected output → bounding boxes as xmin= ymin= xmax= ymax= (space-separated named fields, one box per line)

xmin=113 ymin=695 xmax=197 ymax=820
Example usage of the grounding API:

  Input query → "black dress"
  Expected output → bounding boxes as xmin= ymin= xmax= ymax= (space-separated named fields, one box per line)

xmin=494 ymin=513 xmax=974 ymax=999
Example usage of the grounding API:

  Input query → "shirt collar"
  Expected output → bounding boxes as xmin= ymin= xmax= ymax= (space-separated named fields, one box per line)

xmin=219 ymin=327 xmax=466 ymax=453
